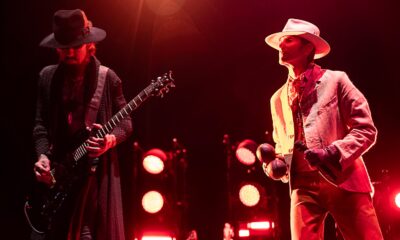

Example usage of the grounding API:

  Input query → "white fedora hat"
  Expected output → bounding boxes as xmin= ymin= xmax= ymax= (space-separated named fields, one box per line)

xmin=265 ymin=18 xmax=330 ymax=59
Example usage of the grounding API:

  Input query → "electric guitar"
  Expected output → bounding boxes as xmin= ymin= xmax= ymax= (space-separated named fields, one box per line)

xmin=25 ymin=71 xmax=175 ymax=235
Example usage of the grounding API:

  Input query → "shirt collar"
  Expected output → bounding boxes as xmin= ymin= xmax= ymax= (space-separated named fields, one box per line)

xmin=288 ymin=63 xmax=316 ymax=83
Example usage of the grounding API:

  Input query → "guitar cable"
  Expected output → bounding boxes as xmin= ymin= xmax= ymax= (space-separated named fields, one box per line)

xmin=24 ymin=201 xmax=45 ymax=234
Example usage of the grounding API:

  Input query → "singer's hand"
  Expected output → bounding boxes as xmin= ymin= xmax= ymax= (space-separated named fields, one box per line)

xmin=304 ymin=145 xmax=341 ymax=169
xmin=304 ymin=148 xmax=328 ymax=166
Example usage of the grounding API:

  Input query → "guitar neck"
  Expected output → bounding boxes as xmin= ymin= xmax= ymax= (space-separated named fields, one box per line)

xmin=72 ymin=84 xmax=153 ymax=161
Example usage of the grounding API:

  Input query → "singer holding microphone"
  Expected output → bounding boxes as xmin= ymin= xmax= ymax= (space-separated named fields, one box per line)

xmin=261 ymin=18 xmax=383 ymax=239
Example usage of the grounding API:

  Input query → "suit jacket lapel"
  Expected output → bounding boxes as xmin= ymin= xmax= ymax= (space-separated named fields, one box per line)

xmin=280 ymin=82 xmax=294 ymax=139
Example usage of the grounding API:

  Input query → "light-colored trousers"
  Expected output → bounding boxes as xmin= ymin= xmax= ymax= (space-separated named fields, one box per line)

xmin=290 ymin=171 xmax=383 ymax=240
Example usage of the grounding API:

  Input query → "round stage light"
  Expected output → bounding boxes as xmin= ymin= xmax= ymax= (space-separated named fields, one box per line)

xmin=142 ymin=190 xmax=164 ymax=214
xmin=395 ymin=192 xmax=400 ymax=209
xmin=236 ymin=139 xmax=257 ymax=165
xmin=143 ymin=149 xmax=167 ymax=174
xmin=239 ymin=184 xmax=261 ymax=207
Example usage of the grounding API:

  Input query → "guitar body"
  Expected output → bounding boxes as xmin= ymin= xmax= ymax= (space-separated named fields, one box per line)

xmin=25 ymin=71 xmax=175 ymax=236
xmin=25 ymin=156 xmax=90 ymax=236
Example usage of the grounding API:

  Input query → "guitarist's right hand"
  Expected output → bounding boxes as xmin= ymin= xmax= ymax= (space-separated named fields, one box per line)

xmin=34 ymin=154 xmax=53 ymax=186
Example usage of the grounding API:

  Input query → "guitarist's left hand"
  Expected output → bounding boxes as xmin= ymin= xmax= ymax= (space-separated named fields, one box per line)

xmin=85 ymin=123 xmax=117 ymax=158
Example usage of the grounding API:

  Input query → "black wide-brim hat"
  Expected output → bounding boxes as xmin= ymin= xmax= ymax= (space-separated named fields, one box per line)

xmin=40 ymin=9 xmax=106 ymax=48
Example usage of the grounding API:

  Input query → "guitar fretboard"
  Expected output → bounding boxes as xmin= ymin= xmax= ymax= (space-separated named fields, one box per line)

xmin=72 ymin=84 xmax=154 ymax=161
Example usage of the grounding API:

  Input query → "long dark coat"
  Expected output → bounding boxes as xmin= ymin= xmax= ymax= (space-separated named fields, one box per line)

xmin=33 ymin=56 xmax=132 ymax=240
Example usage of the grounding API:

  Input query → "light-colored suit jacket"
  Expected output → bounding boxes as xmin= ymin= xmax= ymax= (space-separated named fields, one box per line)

xmin=269 ymin=64 xmax=376 ymax=193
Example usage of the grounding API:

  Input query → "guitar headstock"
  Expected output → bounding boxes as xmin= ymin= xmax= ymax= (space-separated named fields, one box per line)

xmin=150 ymin=70 xmax=175 ymax=98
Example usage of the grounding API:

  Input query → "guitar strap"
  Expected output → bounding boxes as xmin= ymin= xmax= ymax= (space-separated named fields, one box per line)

xmin=85 ymin=65 xmax=109 ymax=129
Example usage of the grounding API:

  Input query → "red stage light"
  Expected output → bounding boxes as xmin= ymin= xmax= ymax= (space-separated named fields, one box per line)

xmin=238 ymin=184 xmax=260 ymax=207
xmin=248 ymin=221 xmax=271 ymax=230
xmin=238 ymin=229 xmax=250 ymax=237
xmin=395 ymin=192 xmax=400 ymax=208
xmin=143 ymin=148 xmax=167 ymax=174
xmin=140 ymin=231 xmax=175 ymax=240
xmin=236 ymin=139 xmax=257 ymax=165
xmin=238 ymin=220 xmax=275 ymax=238
xmin=141 ymin=236 xmax=174 ymax=240
xmin=142 ymin=190 xmax=164 ymax=214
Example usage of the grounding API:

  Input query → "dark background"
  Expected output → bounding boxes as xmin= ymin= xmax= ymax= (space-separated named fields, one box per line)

xmin=2 ymin=0 xmax=400 ymax=239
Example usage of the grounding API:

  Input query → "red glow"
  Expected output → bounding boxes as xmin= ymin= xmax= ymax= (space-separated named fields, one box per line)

xmin=395 ymin=192 xmax=400 ymax=208
xmin=141 ymin=236 xmax=174 ymax=240
xmin=239 ymin=184 xmax=260 ymax=207
xmin=248 ymin=221 xmax=270 ymax=230
xmin=143 ymin=148 xmax=167 ymax=174
xmin=236 ymin=139 xmax=257 ymax=165
xmin=238 ymin=229 xmax=250 ymax=237
xmin=238 ymin=220 xmax=275 ymax=238
xmin=236 ymin=148 xmax=256 ymax=165
xmin=142 ymin=191 xmax=164 ymax=214
xmin=140 ymin=231 xmax=175 ymax=240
